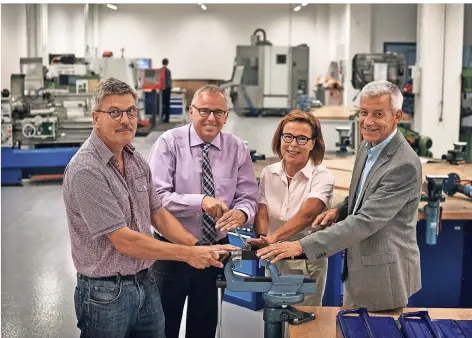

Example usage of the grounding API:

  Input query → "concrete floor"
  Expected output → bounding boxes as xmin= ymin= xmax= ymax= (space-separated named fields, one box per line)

xmin=1 ymin=113 xmax=272 ymax=338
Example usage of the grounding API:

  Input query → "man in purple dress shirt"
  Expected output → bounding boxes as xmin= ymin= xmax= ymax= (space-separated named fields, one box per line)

xmin=148 ymin=84 xmax=259 ymax=338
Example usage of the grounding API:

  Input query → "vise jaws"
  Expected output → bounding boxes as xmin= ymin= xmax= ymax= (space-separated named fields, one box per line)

xmin=420 ymin=175 xmax=448 ymax=245
xmin=216 ymin=248 xmax=316 ymax=338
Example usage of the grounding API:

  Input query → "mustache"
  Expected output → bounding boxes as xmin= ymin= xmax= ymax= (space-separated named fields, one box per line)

xmin=115 ymin=125 xmax=133 ymax=132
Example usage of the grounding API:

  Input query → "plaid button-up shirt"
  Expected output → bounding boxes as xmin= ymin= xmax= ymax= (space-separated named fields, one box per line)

xmin=63 ymin=131 xmax=161 ymax=277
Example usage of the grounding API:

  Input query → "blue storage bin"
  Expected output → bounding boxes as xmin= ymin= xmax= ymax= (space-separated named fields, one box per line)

xmin=436 ymin=320 xmax=467 ymax=338
xmin=456 ymin=321 xmax=472 ymax=337
xmin=399 ymin=311 xmax=443 ymax=338
xmin=336 ymin=307 xmax=403 ymax=338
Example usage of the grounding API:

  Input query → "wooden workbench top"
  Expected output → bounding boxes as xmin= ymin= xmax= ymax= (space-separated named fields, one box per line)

xmin=289 ymin=306 xmax=472 ymax=338
xmin=252 ymin=155 xmax=472 ymax=220
xmin=309 ymin=105 xmax=413 ymax=122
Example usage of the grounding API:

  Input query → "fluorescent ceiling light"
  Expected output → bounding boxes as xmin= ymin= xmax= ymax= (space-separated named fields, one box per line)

xmin=294 ymin=5 xmax=301 ymax=11
xmin=302 ymin=2 xmax=308 ymax=6
xmin=106 ymin=4 xmax=117 ymax=10
xmin=200 ymin=4 xmax=207 ymax=10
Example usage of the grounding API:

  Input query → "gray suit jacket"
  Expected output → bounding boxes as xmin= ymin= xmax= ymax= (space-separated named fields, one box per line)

xmin=299 ymin=130 xmax=422 ymax=311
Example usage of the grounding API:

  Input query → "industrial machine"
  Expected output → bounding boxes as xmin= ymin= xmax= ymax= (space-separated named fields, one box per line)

xmin=420 ymin=175 xmax=449 ymax=245
xmin=351 ymin=53 xmax=407 ymax=100
xmin=442 ymin=142 xmax=469 ymax=165
xmin=398 ymin=124 xmax=433 ymax=158
xmin=443 ymin=173 xmax=472 ymax=199
xmin=221 ymin=28 xmax=310 ymax=117
xmin=1 ymin=57 xmax=97 ymax=185
xmin=217 ymin=248 xmax=316 ymax=338
xmin=1 ymin=90 xmax=13 ymax=148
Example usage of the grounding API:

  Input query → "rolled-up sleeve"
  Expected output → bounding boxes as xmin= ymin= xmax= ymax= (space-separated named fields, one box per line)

xmin=306 ymin=167 xmax=335 ymax=209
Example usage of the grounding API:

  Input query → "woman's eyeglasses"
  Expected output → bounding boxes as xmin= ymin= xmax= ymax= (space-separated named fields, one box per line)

xmin=281 ymin=133 xmax=315 ymax=146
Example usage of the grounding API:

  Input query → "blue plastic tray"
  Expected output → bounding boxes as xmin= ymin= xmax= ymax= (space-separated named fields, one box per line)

xmin=336 ymin=308 xmax=403 ymax=338
xmin=399 ymin=311 xmax=472 ymax=338
xmin=456 ymin=321 xmax=472 ymax=338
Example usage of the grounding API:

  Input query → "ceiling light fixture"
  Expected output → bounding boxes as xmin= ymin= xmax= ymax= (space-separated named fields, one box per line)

xmin=200 ymin=4 xmax=207 ymax=10
xmin=302 ymin=2 xmax=308 ymax=6
xmin=106 ymin=4 xmax=117 ymax=10
xmin=294 ymin=5 xmax=301 ymax=12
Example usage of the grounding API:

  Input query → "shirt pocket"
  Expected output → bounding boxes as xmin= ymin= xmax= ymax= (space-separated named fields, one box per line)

xmin=214 ymin=178 xmax=237 ymax=207
xmin=133 ymin=175 xmax=150 ymax=222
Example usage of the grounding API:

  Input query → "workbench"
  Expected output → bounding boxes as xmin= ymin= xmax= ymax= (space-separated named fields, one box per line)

xmin=251 ymin=155 xmax=472 ymax=309
xmin=288 ymin=306 xmax=472 ymax=337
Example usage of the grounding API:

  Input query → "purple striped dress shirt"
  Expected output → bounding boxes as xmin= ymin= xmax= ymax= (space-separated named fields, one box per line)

xmin=148 ymin=124 xmax=260 ymax=241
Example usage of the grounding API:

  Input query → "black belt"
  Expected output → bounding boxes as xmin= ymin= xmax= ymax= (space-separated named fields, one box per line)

xmin=77 ymin=268 xmax=149 ymax=282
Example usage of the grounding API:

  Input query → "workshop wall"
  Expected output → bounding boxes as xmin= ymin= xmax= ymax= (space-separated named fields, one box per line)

xmin=370 ymin=4 xmax=418 ymax=53
xmin=98 ymin=4 xmax=325 ymax=90
xmin=1 ymin=4 xmax=27 ymax=91
xmin=48 ymin=4 xmax=85 ymax=57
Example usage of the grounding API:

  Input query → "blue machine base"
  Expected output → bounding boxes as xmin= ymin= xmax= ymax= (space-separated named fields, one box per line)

xmin=1 ymin=147 xmax=79 ymax=185
xmin=408 ymin=219 xmax=472 ymax=308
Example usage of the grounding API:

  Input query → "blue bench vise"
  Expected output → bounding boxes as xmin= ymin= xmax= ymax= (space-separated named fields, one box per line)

xmin=216 ymin=248 xmax=316 ymax=338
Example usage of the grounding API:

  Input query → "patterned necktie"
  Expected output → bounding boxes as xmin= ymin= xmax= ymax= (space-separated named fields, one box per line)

xmin=201 ymin=143 xmax=217 ymax=244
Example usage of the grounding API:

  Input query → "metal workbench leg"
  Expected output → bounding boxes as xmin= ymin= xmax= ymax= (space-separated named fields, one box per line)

xmin=217 ymin=287 xmax=223 ymax=338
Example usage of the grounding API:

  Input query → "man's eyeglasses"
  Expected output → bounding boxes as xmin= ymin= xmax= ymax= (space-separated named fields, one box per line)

xmin=281 ymin=133 xmax=315 ymax=146
xmin=96 ymin=107 xmax=139 ymax=121
xmin=191 ymin=105 xmax=227 ymax=119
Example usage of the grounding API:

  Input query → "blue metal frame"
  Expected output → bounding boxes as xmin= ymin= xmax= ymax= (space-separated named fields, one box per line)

xmin=1 ymin=147 xmax=79 ymax=185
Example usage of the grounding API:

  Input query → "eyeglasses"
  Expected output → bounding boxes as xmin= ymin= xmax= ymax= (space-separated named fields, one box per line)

xmin=96 ymin=107 xmax=139 ymax=121
xmin=191 ymin=105 xmax=227 ymax=119
xmin=281 ymin=133 xmax=315 ymax=146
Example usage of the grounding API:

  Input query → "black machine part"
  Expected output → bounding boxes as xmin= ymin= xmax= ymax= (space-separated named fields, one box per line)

xmin=351 ymin=53 xmax=406 ymax=90
xmin=422 ymin=175 xmax=448 ymax=203
xmin=252 ymin=28 xmax=272 ymax=46
xmin=443 ymin=173 xmax=472 ymax=198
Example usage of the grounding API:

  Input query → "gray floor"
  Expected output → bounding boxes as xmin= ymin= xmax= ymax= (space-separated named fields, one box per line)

xmin=1 ymin=113 xmax=272 ymax=338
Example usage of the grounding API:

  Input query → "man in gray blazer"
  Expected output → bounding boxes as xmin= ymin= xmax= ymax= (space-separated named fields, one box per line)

xmin=257 ymin=80 xmax=422 ymax=312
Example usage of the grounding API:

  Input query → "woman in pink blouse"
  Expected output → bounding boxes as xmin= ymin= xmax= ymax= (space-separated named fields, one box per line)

xmin=247 ymin=110 xmax=335 ymax=305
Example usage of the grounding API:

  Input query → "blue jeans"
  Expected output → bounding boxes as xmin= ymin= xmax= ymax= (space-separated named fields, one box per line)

xmin=74 ymin=269 xmax=165 ymax=338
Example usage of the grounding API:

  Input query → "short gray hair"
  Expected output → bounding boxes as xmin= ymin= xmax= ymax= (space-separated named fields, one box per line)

xmin=359 ymin=80 xmax=403 ymax=112
xmin=91 ymin=77 xmax=138 ymax=111
xmin=191 ymin=84 xmax=228 ymax=106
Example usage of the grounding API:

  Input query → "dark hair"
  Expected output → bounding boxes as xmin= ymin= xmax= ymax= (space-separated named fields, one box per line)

xmin=162 ymin=58 xmax=169 ymax=66
xmin=271 ymin=110 xmax=325 ymax=165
